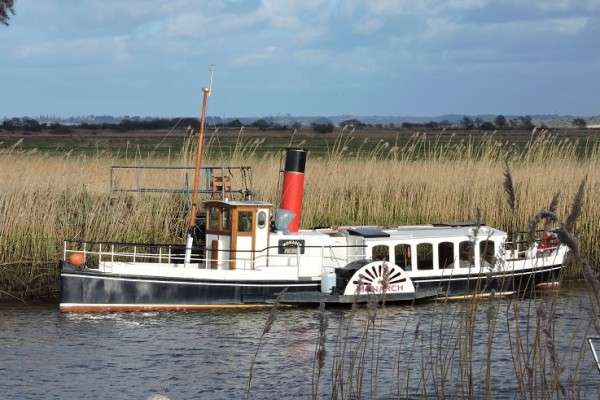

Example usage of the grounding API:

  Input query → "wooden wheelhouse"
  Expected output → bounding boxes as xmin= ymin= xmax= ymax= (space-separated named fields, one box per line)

xmin=204 ymin=200 xmax=272 ymax=270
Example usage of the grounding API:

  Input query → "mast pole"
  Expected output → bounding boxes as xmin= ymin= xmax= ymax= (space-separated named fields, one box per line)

xmin=185 ymin=65 xmax=214 ymax=266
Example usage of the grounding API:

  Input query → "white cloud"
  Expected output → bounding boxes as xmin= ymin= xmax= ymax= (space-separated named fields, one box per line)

xmin=534 ymin=0 xmax=573 ymax=13
xmin=15 ymin=37 xmax=131 ymax=63
xmin=353 ymin=18 xmax=385 ymax=34
xmin=233 ymin=45 xmax=279 ymax=67
xmin=552 ymin=16 xmax=588 ymax=35
xmin=424 ymin=17 xmax=459 ymax=38
xmin=135 ymin=21 xmax=164 ymax=39
xmin=89 ymin=0 xmax=217 ymax=20
xmin=290 ymin=48 xmax=330 ymax=65
xmin=364 ymin=0 xmax=489 ymax=17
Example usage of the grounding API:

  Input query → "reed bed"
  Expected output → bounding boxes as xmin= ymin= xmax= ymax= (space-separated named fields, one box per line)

xmin=244 ymin=282 xmax=597 ymax=399
xmin=244 ymin=200 xmax=598 ymax=399
xmin=0 ymin=131 xmax=599 ymax=299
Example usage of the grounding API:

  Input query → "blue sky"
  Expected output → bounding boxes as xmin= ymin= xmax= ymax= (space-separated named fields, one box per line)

xmin=1 ymin=0 xmax=599 ymax=119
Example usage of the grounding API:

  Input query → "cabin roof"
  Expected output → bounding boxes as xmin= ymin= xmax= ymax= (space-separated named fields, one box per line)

xmin=384 ymin=225 xmax=505 ymax=240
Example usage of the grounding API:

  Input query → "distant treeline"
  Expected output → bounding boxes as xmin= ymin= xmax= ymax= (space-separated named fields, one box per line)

xmin=0 ymin=115 xmax=590 ymax=134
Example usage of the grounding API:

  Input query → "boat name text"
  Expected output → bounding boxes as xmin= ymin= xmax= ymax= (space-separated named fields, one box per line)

xmin=278 ymin=239 xmax=305 ymax=255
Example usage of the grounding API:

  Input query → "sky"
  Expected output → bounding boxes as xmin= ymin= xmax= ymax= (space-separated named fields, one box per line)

xmin=1 ymin=0 xmax=599 ymax=119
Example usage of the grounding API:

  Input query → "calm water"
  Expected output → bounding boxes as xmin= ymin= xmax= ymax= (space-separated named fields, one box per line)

xmin=2 ymin=284 xmax=600 ymax=399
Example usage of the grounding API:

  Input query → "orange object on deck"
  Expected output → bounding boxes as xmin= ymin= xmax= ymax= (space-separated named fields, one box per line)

xmin=67 ymin=252 xmax=85 ymax=267
xmin=211 ymin=176 xmax=231 ymax=198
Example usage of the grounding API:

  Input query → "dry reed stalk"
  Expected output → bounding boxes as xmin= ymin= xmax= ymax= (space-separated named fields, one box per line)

xmin=310 ymin=301 xmax=328 ymax=399
xmin=243 ymin=288 xmax=287 ymax=400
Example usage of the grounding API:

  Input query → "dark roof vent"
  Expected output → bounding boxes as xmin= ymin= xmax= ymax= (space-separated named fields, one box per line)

xmin=347 ymin=228 xmax=390 ymax=238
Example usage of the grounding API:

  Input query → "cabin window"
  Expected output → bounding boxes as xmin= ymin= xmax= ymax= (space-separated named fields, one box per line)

xmin=416 ymin=243 xmax=433 ymax=270
xmin=372 ymin=245 xmax=389 ymax=261
xmin=257 ymin=211 xmax=267 ymax=229
xmin=238 ymin=211 xmax=253 ymax=232
xmin=459 ymin=241 xmax=472 ymax=268
xmin=222 ymin=208 xmax=231 ymax=231
xmin=479 ymin=240 xmax=495 ymax=268
xmin=438 ymin=242 xmax=454 ymax=269
xmin=395 ymin=244 xmax=412 ymax=271
xmin=209 ymin=207 xmax=219 ymax=230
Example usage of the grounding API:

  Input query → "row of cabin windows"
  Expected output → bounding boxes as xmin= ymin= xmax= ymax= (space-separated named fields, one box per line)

xmin=371 ymin=240 xmax=496 ymax=271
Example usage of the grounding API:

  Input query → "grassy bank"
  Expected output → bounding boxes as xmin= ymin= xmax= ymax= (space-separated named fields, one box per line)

xmin=0 ymin=130 xmax=598 ymax=300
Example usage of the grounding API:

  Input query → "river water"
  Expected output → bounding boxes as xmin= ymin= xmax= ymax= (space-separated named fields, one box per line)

xmin=2 ymin=283 xmax=600 ymax=399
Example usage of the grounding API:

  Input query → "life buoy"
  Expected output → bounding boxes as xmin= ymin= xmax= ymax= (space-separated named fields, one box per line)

xmin=539 ymin=232 xmax=552 ymax=250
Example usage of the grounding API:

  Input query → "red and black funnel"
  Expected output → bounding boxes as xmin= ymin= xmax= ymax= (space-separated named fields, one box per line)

xmin=280 ymin=148 xmax=307 ymax=233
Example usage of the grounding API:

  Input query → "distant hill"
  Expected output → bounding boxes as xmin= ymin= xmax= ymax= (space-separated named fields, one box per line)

xmin=3 ymin=113 xmax=598 ymax=129
xmin=210 ymin=114 xmax=595 ymax=129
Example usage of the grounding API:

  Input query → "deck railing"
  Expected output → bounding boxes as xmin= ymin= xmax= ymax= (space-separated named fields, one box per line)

xmin=64 ymin=240 xmax=204 ymax=267
xmin=63 ymin=239 xmax=366 ymax=272
xmin=504 ymin=230 xmax=561 ymax=260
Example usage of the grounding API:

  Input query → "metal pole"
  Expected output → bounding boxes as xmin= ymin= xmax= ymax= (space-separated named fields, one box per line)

xmin=185 ymin=65 xmax=214 ymax=266
xmin=188 ymin=87 xmax=210 ymax=229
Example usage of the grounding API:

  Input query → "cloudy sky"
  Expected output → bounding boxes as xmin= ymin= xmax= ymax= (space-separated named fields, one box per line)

xmin=1 ymin=0 xmax=598 ymax=119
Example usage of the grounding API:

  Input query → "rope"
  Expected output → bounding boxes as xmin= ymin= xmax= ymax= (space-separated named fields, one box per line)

xmin=152 ymin=117 xmax=185 ymax=152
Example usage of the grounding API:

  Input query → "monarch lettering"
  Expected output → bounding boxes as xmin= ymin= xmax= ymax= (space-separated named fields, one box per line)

xmin=359 ymin=284 xmax=404 ymax=294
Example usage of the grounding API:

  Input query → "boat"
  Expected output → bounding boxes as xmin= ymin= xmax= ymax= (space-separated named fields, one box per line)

xmin=58 ymin=144 xmax=567 ymax=312
xmin=58 ymin=75 xmax=568 ymax=313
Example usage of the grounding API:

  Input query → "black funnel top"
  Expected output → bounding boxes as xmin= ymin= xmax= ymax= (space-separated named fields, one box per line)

xmin=284 ymin=148 xmax=306 ymax=173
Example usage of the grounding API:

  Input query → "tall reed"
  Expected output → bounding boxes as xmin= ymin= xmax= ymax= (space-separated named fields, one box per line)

xmin=244 ymin=176 xmax=595 ymax=398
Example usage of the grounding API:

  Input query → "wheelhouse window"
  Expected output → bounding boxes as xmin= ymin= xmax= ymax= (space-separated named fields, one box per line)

xmin=438 ymin=242 xmax=454 ymax=269
xmin=416 ymin=243 xmax=433 ymax=270
xmin=208 ymin=207 xmax=219 ymax=231
xmin=238 ymin=211 xmax=253 ymax=232
xmin=372 ymin=245 xmax=389 ymax=261
xmin=222 ymin=208 xmax=231 ymax=231
xmin=395 ymin=244 xmax=412 ymax=271
xmin=479 ymin=240 xmax=496 ymax=268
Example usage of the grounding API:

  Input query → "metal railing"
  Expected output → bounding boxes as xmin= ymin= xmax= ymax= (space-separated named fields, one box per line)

xmin=504 ymin=230 xmax=561 ymax=260
xmin=64 ymin=240 xmax=205 ymax=267
xmin=109 ymin=164 xmax=253 ymax=198
xmin=63 ymin=239 xmax=366 ymax=272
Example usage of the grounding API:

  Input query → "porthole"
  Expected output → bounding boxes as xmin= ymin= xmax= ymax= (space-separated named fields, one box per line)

xmin=257 ymin=211 xmax=267 ymax=229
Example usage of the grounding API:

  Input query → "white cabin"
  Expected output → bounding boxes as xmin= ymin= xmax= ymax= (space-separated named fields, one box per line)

xmin=203 ymin=198 xmax=510 ymax=280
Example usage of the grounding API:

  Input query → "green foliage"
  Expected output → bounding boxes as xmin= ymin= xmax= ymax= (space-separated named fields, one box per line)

xmin=312 ymin=122 xmax=335 ymax=134
xmin=340 ymin=118 xmax=367 ymax=129
xmin=494 ymin=115 xmax=507 ymax=129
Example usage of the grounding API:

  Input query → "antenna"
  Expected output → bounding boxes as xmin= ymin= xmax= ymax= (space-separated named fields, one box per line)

xmin=205 ymin=64 xmax=214 ymax=97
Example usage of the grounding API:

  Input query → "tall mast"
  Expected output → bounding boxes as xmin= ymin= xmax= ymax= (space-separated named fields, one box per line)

xmin=188 ymin=64 xmax=214 ymax=230
xmin=185 ymin=65 xmax=213 ymax=266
